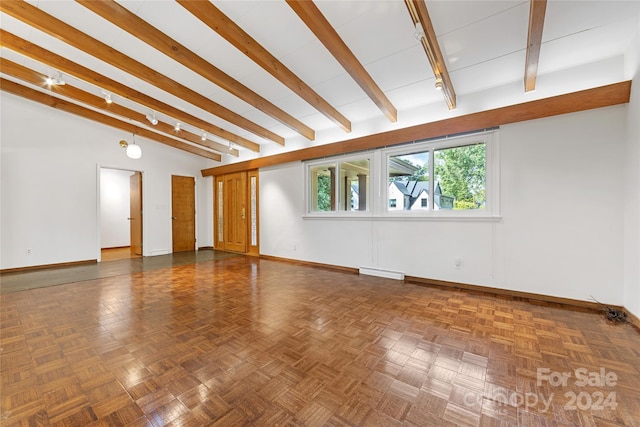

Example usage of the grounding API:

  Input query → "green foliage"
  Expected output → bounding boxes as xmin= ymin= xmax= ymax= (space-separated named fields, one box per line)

xmin=434 ymin=144 xmax=486 ymax=209
xmin=454 ymin=200 xmax=480 ymax=210
xmin=317 ymin=174 xmax=331 ymax=211
xmin=410 ymin=164 xmax=429 ymax=181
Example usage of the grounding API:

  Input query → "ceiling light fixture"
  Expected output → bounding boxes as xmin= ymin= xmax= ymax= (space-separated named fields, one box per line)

xmin=119 ymin=134 xmax=142 ymax=159
xmin=145 ymin=111 xmax=158 ymax=125
xmin=45 ymin=71 xmax=65 ymax=86
xmin=413 ymin=22 xmax=425 ymax=41
xmin=103 ymin=91 xmax=113 ymax=104
xmin=405 ymin=0 xmax=456 ymax=110
xmin=201 ymin=132 xmax=207 ymax=141
xmin=434 ymin=76 xmax=443 ymax=91
xmin=174 ymin=122 xmax=181 ymax=131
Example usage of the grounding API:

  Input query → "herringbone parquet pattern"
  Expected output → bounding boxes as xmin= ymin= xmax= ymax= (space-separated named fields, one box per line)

xmin=1 ymin=256 xmax=639 ymax=426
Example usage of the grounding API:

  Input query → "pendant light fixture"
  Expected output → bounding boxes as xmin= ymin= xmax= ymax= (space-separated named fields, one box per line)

xmin=119 ymin=134 xmax=142 ymax=159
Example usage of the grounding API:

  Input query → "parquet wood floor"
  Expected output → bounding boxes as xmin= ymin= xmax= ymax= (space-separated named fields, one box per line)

xmin=101 ymin=248 xmax=141 ymax=262
xmin=0 ymin=250 xmax=239 ymax=294
xmin=1 ymin=255 xmax=638 ymax=426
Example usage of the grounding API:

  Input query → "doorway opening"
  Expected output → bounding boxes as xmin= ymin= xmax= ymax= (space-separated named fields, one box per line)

xmin=99 ymin=168 xmax=143 ymax=261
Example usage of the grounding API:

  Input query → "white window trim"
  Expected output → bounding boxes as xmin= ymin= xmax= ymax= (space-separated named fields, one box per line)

xmin=381 ymin=130 xmax=499 ymax=218
xmin=303 ymin=130 xmax=500 ymax=220
xmin=304 ymin=152 xmax=374 ymax=217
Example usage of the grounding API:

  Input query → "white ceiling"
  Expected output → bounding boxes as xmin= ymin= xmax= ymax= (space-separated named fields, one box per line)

xmin=1 ymin=0 xmax=638 ymax=163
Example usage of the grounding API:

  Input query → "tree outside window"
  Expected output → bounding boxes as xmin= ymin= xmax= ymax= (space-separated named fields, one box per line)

xmin=434 ymin=143 xmax=486 ymax=210
xmin=309 ymin=158 xmax=370 ymax=212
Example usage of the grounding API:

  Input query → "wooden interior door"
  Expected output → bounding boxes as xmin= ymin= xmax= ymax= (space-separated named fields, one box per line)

xmin=129 ymin=171 xmax=142 ymax=256
xmin=172 ymin=175 xmax=195 ymax=253
xmin=223 ymin=172 xmax=247 ymax=253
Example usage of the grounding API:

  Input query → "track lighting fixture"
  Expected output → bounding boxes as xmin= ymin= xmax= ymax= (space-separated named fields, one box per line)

xmin=174 ymin=122 xmax=181 ymax=131
xmin=201 ymin=132 xmax=207 ymax=141
xmin=102 ymin=91 xmax=113 ymax=104
xmin=145 ymin=112 xmax=158 ymax=125
xmin=413 ymin=22 xmax=425 ymax=41
xmin=434 ymin=76 xmax=443 ymax=91
xmin=45 ymin=71 xmax=65 ymax=86
xmin=119 ymin=134 xmax=142 ymax=159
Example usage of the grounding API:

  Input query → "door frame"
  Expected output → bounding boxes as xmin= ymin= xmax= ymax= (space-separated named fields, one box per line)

xmin=97 ymin=165 xmax=145 ymax=262
xmin=213 ymin=169 xmax=259 ymax=255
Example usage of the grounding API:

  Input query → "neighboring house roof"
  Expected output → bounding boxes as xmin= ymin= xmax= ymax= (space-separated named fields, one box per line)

xmin=390 ymin=180 xmax=448 ymax=209
xmin=388 ymin=158 xmax=420 ymax=177
xmin=391 ymin=181 xmax=411 ymax=196
xmin=392 ymin=180 xmax=442 ymax=198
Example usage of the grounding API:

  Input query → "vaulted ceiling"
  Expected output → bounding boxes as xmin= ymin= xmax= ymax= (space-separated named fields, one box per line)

xmin=1 ymin=0 xmax=638 ymax=164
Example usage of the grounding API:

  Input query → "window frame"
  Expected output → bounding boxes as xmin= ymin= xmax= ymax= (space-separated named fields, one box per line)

xmin=304 ymin=152 xmax=373 ymax=217
xmin=303 ymin=130 xmax=500 ymax=220
xmin=382 ymin=131 xmax=499 ymax=218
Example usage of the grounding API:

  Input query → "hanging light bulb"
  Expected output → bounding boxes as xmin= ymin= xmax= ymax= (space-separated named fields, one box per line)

xmin=127 ymin=143 xmax=142 ymax=159
xmin=122 ymin=134 xmax=142 ymax=159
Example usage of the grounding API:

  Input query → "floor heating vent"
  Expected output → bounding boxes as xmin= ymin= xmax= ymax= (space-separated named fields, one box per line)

xmin=359 ymin=267 xmax=404 ymax=281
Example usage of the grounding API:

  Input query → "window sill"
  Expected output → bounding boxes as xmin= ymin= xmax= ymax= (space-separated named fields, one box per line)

xmin=303 ymin=213 xmax=502 ymax=222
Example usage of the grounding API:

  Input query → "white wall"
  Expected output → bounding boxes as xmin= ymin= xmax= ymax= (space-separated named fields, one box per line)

xmin=0 ymin=92 xmax=216 ymax=269
xmin=260 ymin=105 xmax=628 ymax=306
xmin=100 ymin=168 xmax=134 ymax=249
xmin=623 ymin=9 xmax=640 ymax=319
xmin=0 ymin=61 xmax=634 ymax=315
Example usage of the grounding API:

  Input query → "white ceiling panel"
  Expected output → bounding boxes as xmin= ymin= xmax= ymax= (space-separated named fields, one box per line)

xmin=1 ymin=0 xmax=636 ymax=162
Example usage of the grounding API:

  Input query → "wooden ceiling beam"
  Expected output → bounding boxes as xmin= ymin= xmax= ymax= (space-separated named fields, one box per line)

xmin=0 ymin=78 xmax=222 ymax=161
xmin=0 ymin=30 xmax=259 ymax=152
xmin=201 ymin=81 xmax=631 ymax=176
xmin=286 ymin=0 xmax=397 ymax=123
xmin=177 ymin=0 xmax=352 ymax=133
xmin=0 ymin=58 xmax=237 ymax=158
xmin=0 ymin=1 xmax=282 ymax=145
xmin=77 ymin=0 xmax=313 ymax=143
xmin=405 ymin=0 xmax=456 ymax=110
xmin=525 ymin=0 xmax=548 ymax=92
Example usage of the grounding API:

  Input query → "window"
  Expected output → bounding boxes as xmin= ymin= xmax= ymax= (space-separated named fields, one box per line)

xmin=385 ymin=136 xmax=489 ymax=212
xmin=309 ymin=163 xmax=334 ymax=211
xmin=308 ymin=156 xmax=370 ymax=213
xmin=305 ymin=130 xmax=498 ymax=217
xmin=434 ymin=144 xmax=486 ymax=210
